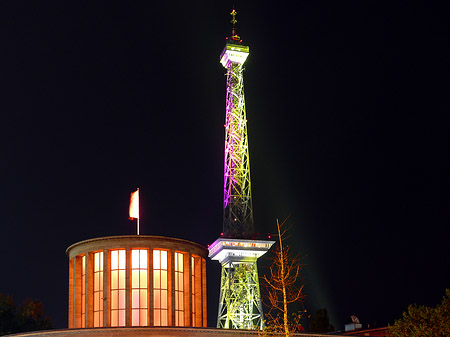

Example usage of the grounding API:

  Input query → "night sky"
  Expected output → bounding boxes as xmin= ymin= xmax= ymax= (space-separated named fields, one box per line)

xmin=2 ymin=1 xmax=449 ymax=331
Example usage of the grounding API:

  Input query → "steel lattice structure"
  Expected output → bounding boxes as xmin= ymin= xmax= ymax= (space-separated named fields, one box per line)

xmin=208 ymin=9 xmax=274 ymax=331
xmin=217 ymin=262 xmax=263 ymax=329
xmin=223 ymin=53 xmax=254 ymax=239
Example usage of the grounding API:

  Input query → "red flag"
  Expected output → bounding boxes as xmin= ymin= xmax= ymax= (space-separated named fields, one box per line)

xmin=129 ymin=189 xmax=139 ymax=220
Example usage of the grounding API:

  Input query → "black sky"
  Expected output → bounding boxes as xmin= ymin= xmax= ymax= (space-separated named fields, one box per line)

xmin=1 ymin=1 xmax=449 ymax=331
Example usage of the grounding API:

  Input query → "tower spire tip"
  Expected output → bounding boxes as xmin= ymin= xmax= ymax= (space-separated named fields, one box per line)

xmin=230 ymin=8 xmax=240 ymax=41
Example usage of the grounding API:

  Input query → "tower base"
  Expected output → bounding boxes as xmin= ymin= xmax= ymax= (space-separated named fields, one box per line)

xmin=218 ymin=261 xmax=263 ymax=329
xmin=208 ymin=238 xmax=275 ymax=329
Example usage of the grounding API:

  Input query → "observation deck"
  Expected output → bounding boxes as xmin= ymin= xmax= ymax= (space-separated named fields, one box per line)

xmin=208 ymin=238 xmax=275 ymax=264
xmin=220 ymin=42 xmax=249 ymax=67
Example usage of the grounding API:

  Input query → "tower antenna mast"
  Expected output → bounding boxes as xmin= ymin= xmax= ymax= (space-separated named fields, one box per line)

xmin=208 ymin=9 xmax=274 ymax=330
xmin=230 ymin=8 xmax=239 ymax=41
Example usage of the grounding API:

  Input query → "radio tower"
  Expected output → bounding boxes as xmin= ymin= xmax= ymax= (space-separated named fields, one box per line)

xmin=208 ymin=9 xmax=274 ymax=330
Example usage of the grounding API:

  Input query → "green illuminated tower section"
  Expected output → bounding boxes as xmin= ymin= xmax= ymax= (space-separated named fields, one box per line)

xmin=209 ymin=10 xmax=274 ymax=330
xmin=221 ymin=18 xmax=252 ymax=239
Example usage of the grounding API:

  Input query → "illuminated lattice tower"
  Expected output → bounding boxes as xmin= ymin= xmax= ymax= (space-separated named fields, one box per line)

xmin=208 ymin=10 xmax=274 ymax=330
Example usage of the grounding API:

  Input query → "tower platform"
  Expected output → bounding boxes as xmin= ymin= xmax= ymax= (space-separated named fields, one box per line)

xmin=209 ymin=238 xmax=274 ymax=329
xmin=208 ymin=238 xmax=275 ymax=264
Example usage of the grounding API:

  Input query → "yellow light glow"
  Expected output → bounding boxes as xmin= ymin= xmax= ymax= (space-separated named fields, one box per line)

xmin=175 ymin=252 xmax=184 ymax=326
xmin=111 ymin=250 xmax=126 ymax=327
xmin=111 ymin=252 xmax=118 ymax=270
xmin=154 ymin=270 xmax=160 ymax=288
xmin=119 ymin=270 xmax=125 ymax=289
xmin=81 ymin=255 xmax=86 ymax=328
xmin=132 ymin=310 xmax=139 ymax=326
xmin=93 ymin=251 xmax=103 ymax=327
xmin=132 ymin=270 xmax=139 ymax=288
xmin=119 ymin=290 xmax=125 ymax=309
xmin=119 ymin=250 xmax=126 ymax=269
xmin=140 ymin=251 xmax=147 ymax=267
xmin=132 ymin=250 xmax=140 ymax=269
xmin=141 ymin=271 xmax=147 ymax=288
xmin=161 ymin=250 xmax=167 ymax=269
xmin=162 ymin=270 xmax=167 ymax=289
xmin=153 ymin=249 xmax=168 ymax=326
xmin=140 ymin=310 xmax=147 ymax=325
xmin=191 ymin=256 xmax=196 ymax=326
xmin=132 ymin=290 xmax=139 ymax=308
xmin=131 ymin=249 xmax=148 ymax=327
xmin=154 ymin=290 xmax=160 ymax=307
xmin=153 ymin=250 xmax=160 ymax=269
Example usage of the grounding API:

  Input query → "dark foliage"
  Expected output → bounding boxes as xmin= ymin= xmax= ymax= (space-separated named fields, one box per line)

xmin=0 ymin=294 xmax=52 ymax=336
xmin=388 ymin=289 xmax=450 ymax=337
xmin=309 ymin=308 xmax=335 ymax=333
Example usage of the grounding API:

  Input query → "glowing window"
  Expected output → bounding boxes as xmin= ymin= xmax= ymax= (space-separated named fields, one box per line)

xmin=111 ymin=250 xmax=126 ymax=327
xmin=153 ymin=249 xmax=168 ymax=326
xmin=93 ymin=251 xmax=103 ymax=327
xmin=175 ymin=252 xmax=184 ymax=326
xmin=191 ymin=255 xmax=196 ymax=326
xmin=131 ymin=249 xmax=148 ymax=326
xmin=81 ymin=255 xmax=86 ymax=328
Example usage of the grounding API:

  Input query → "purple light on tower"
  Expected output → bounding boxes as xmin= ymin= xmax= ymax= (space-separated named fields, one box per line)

xmin=221 ymin=12 xmax=253 ymax=239
xmin=208 ymin=9 xmax=275 ymax=330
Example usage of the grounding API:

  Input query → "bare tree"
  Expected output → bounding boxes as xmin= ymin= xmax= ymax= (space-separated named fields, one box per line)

xmin=261 ymin=218 xmax=306 ymax=336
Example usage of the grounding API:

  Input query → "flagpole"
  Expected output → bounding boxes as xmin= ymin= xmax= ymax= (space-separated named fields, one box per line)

xmin=137 ymin=188 xmax=140 ymax=235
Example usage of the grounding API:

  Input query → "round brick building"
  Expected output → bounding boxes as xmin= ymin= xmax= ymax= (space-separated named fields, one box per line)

xmin=66 ymin=236 xmax=207 ymax=329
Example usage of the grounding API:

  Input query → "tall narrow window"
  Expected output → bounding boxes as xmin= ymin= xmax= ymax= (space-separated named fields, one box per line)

xmin=191 ymin=255 xmax=196 ymax=326
xmin=93 ymin=251 xmax=103 ymax=327
xmin=111 ymin=250 xmax=126 ymax=326
xmin=175 ymin=252 xmax=184 ymax=326
xmin=81 ymin=255 xmax=86 ymax=328
xmin=153 ymin=249 xmax=168 ymax=326
xmin=131 ymin=249 xmax=148 ymax=326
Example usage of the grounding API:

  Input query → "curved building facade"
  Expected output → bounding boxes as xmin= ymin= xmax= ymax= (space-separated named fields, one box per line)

xmin=66 ymin=236 xmax=207 ymax=329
